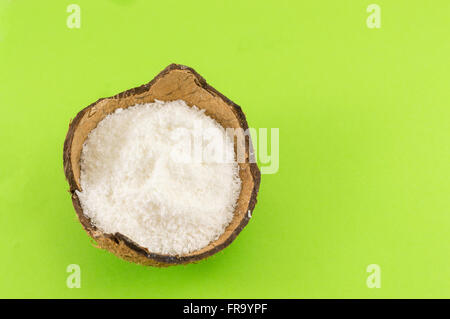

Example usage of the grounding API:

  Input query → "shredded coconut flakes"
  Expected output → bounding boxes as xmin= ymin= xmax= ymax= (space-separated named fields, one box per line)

xmin=77 ymin=100 xmax=241 ymax=256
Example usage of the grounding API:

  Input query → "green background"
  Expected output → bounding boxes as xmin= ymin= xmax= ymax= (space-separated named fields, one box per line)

xmin=0 ymin=0 xmax=449 ymax=298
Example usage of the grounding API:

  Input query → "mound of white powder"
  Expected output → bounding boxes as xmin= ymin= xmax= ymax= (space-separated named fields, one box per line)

xmin=76 ymin=100 xmax=241 ymax=255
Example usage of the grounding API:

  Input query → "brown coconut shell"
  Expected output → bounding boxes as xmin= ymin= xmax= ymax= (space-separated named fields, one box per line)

xmin=63 ymin=64 xmax=261 ymax=266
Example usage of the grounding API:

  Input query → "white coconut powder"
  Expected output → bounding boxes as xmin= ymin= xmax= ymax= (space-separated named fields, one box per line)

xmin=76 ymin=100 xmax=241 ymax=256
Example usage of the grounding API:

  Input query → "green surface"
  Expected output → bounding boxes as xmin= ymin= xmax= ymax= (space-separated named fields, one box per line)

xmin=0 ymin=0 xmax=449 ymax=298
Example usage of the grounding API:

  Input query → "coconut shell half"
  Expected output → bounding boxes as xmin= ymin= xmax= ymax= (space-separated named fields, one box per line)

xmin=63 ymin=64 xmax=261 ymax=266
